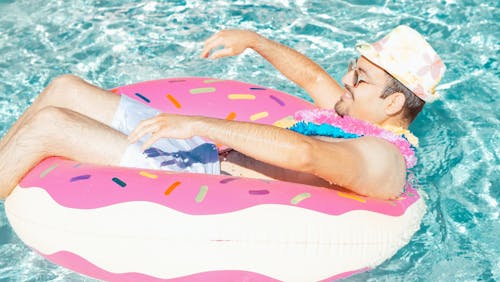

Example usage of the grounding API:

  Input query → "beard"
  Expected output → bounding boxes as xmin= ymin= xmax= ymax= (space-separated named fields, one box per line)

xmin=334 ymin=100 xmax=349 ymax=117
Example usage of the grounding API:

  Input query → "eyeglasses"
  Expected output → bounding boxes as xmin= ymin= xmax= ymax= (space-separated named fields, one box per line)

xmin=348 ymin=58 xmax=368 ymax=87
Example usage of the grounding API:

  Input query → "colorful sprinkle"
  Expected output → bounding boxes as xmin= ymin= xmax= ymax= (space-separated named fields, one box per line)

xmin=166 ymin=94 xmax=181 ymax=109
xmin=110 ymin=88 xmax=119 ymax=93
xmin=225 ymin=112 xmax=237 ymax=120
xmin=250 ymin=112 xmax=269 ymax=121
xmin=72 ymin=163 xmax=82 ymax=168
xmin=165 ymin=181 xmax=181 ymax=195
xmin=70 ymin=174 xmax=91 ymax=182
xmin=337 ymin=191 xmax=366 ymax=203
xmin=135 ymin=93 xmax=151 ymax=103
xmin=273 ymin=116 xmax=297 ymax=128
xmin=220 ymin=177 xmax=238 ymax=184
xmin=249 ymin=189 xmax=270 ymax=195
xmin=139 ymin=171 xmax=158 ymax=179
xmin=40 ymin=164 xmax=58 ymax=178
xmin=195 ymin=185 xmax=208 ymax=203
xmin=291 ymin=192 xmax=311 ymax=204
xmin=189 ymin=87 xmax=216 ymax=94
xmin=269 ymin=95 xmax=285 ymax=106
xmin=204 ymin=79 xmax=223 ymax=83
xmin=387 ymin=201 xmax=398 ymax=206
xmin=228 ymin=94 xmax=256 ymax=100
xmin=112 ymin=177 xmax=127 ymax=188
xmin=168 ymin=79 xmax=186 ymax=83
xmin=250 ymin=87 xmax=266 ymax=90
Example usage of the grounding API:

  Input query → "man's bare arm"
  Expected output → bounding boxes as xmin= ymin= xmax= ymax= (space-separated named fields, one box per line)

xmin=200 ymin=30 xmax=344 ymax=109
xmin=129 ymin=114 xmax=406 ymax=199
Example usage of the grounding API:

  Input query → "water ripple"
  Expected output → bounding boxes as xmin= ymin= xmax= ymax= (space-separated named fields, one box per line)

xmin=0 ymin=0 xmax=499 ymax=281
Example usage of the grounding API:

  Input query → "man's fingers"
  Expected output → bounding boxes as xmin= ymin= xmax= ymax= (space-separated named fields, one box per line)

xmin=203 ymin=32 xmax=220 ymax=46
xmin=128 ymin=115 xmax=164 ymax=142
xmin=200 ymin=36 xmax=224 ymax=58
xmin=200 ymin=45 xmax=211 ymax=58
xmin=141 ymin=133 xmax=162 ymax=151
xmin=128 ymin=123 xmax=144 ymax=143
xmin=209 ymin=47 xmax=233 ymax=59
xmin=128 ymin=122 xmax=159 ymax=144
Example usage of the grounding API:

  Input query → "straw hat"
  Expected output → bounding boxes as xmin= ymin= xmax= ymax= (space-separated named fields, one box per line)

xmin=356 ymin=25 xmax=446 ymax=102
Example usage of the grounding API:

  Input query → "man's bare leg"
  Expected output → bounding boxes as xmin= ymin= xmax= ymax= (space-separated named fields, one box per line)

xmin=0 ymin=74 xmax=121 ymax=151
xmin=0 ymin=106 xmax=128 ymax=199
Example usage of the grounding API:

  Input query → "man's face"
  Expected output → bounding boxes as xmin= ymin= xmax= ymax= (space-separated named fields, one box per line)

xmin=335 ymin=56 xmax=390 ymax=124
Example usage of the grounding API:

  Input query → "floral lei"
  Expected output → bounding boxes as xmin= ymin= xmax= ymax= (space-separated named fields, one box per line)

xmin=288 ymin=109 xmax=418 ymax=169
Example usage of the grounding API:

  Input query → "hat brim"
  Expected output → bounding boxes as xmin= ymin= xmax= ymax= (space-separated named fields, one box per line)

xmin=355 ymin=42 xmax=399 ymax=82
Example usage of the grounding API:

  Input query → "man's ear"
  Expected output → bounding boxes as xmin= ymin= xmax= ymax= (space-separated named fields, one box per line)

xmin=384 ymin=92 xmax=405 ymax=116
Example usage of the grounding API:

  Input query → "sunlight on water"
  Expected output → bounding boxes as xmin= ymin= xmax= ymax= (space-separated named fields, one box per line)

xmin=0 ymin=0 xmax=498 ymax=280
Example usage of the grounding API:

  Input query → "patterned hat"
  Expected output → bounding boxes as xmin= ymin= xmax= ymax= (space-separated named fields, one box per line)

xmin=356 ymin=25 xmax=446 ymax=102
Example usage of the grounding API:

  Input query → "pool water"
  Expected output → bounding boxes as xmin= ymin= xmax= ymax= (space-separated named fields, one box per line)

xmin=0 ymin=0 xmax=498 ymax=281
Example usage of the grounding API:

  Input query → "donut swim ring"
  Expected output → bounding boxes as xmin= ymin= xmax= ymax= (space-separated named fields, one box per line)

xmin=5 ymin=77 xmax=426 ymax=281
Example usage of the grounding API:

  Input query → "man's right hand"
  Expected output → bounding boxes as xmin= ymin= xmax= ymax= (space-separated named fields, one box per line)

xmin=200 ymin=29 xmax=343 ymax=109
xmin=200 ymin=30 xmax=260 ymax=60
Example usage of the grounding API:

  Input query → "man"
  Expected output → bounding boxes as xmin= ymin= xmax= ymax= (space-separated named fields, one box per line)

xmin=0 ymin=25 xmax=445 ymax=200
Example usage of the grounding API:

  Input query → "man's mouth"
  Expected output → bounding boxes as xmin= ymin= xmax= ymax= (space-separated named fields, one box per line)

xmin=341 ymin=87 xmax=354 ymax=100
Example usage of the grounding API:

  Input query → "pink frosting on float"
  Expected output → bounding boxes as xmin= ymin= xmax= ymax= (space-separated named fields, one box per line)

xmin=114 ymin=77 xmax=313 ymax=125
xmin=41 ymin=249 xmax=369 ymax=282
xmin=19 ymin=157 xmax=419 ymax=217
xmin=42 ymin=250 xmax=278 ymax=282
xmin=293 ymin=108 xmax=417 ymax=168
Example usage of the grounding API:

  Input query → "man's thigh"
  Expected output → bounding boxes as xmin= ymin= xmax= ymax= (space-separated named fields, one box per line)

xmin=46 ymin=75 xmax=121 ymax=126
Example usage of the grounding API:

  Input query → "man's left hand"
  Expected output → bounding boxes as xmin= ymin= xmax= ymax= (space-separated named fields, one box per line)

xmin=128 ymin=113 xmax=201 ymax=151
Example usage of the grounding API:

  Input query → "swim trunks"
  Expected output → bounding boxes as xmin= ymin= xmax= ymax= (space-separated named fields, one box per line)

xmin=111 ymin=94 xmax=220 ymax=174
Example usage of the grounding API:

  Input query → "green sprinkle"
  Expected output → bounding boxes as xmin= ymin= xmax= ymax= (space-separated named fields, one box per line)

xmin=203 ymin=79 xmax=223 ymax=83
xmin=291 ymin=193 xmax=311 ymax=205
xmin=189 ymin=87 xmax=216 ymax=94
xmin=112 ymin=177 xmax=126 ymax=188
xmin=40 ymin=164 xmax=58 ymax=178
xmin=195 ymin=185 xmax=208 ymax=203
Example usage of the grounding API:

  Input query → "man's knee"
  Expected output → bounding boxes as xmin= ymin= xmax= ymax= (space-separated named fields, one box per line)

xmin=28 ymin=106 xmax=74 ymax=129
xmin=47 ymin=74 xmax=84 ymax=95
xmin=39 ymin=74 xmax=85 ymax=106
xmin=50 ymin=74 xmax=83 ymax=88
xmin=14 ymin=107 xmax=72 ymax=154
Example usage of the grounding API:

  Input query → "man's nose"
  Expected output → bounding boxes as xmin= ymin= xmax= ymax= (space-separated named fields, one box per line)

xmin=341 ymin=71 xmax=354 ymax=86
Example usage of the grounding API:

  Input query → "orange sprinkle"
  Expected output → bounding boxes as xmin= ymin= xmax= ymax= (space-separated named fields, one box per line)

xmin=165 ymin=181 xmax=181 ymax=196
xmin=166 ymin=94 xmax=181 ymax=108
xmin=337 ymin=191 xmax=366 ymax=203
xmin=225 ymin=112 xmax=236 ymax=120
xmin=110 ymin=88 xmax=119 ymax=93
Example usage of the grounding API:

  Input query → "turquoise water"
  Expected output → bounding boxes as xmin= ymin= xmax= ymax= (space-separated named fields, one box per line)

xmin=0 ymin=0 xmax=498 ymax=281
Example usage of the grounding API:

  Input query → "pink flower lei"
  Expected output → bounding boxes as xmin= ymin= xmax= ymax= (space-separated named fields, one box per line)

xmin=293 ymin=109 xmax=418 ymax=169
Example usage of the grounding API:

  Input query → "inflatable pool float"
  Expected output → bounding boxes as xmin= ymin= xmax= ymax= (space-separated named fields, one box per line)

xmin=5 ymin=77 xmax=426 ymax=281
